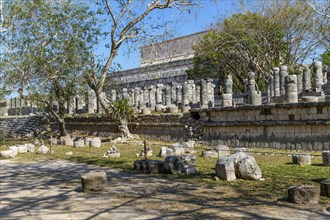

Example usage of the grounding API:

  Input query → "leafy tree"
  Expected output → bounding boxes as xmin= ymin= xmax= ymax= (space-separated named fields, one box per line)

xmin=189 ymin=13 xmax=286 ymax=92
xmin=84 ymin=0 xmax=200 ymax=139
xmin=1 ymin=0 xmax=100 ymax=136
xmin=321 ymin=51 xmax=330 ymax=66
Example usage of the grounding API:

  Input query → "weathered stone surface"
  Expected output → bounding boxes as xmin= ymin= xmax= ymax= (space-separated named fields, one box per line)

xmin=292 ymin=154 xmax=311 ymax=165
xmin=288 ymin=185 xmax=319 ymax=204
xmin=170 ymin=143 xmax=185 ymax=155
xmin=232 ymin=148 xmax=251 ymax=156
xmin=37 ymin=145 xmax=49 ymax=154
xmin=237 ymin=156 xmax=262 ymax=180
xmin=90 ymin=138 xmax=101 ymax=148
xmin=0 ymin=149 xmax=17 ymax=158
xmin=202 ymin=150 xmax=218 ymax=158
xmin=322 ymin=151 xmax=330 ymax=166
xmin=215 ymin=144 xmax=230 ymax=157
xmin=74 ymin=139 xmax=85 ymax=148
xmin=182 ymin=140 xmax=195 ymax=148
xmin=163 ymin=155 xmax=196 ymax=175
xmin=17 ymin=145 xmax=28 ymax=153
xmin=166 ymin=106 xmax=178 ymax=113
xmin=139 ymin=146 xmax=153 ymax=157
xmin=215 ymin=161 xmax=236 ymax=181
xmin=85 ymin=137 xmax=93 ymax=146
xmin=142 ymin=108 xmax=151 ymax=115
xmin=81 ymin=171 xmax=108 ymax=192
xmin=133 ymin=160 xmax=164 ymax=174
xmin=320 ymin=179 xmax=330 ymax=197
xmin=24 ymin=143 xmax=35 ymax=152
xmin=49 ymin=137 xmax=58 ymax=145
xmin=103 ymin=146 xmax=120 ymax=158
xmin=59 ymin=135 xmax=74 ymax=146
xmin=8 ymin=146 xmax=18 ymax=154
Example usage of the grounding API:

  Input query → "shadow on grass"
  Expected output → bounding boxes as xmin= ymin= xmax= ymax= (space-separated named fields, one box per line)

xmin=68 ymin=156 xmax=131 ymax=170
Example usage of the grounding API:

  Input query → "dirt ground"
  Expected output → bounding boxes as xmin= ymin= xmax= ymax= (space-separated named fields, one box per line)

xmin=0 ymin=159 xmax=329 ymax=220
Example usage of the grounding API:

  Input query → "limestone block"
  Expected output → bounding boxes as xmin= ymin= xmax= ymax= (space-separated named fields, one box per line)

xmin=237 ymin=156 xmax=262 ymax=180
xmin=103 ymin=146 xmax=120 ymax=158
xmin=37 ymin=145 xmax=49 ymax=154
xmin=288 ymin=185 xmax=319 ymax=204
xmin=202 ymin=150 xmax=218 ymax=158
xmin=8 ymin=146 xmax=18 ymax=154
xmin=320 ymin=179 xmax=330 ymax=197
xmin=215 ymin=161 xmax=236 ymax=181
xmin=24 ymin=143 xmax=35 ymax=152
xmin=133 ymin=160 xmax=164 ymax=174
xmin=142 ymin=108 xmax=151 ymax=115
xmin=49 ymin=137 xmax=58 ymax=145
xmin=292 ymin=154 xmax=311 ymax=165
xmin=0 ymin=149 xmax=17 ymax=158
xmin=182 ymin=140 xmax=195 ymax=148
xmin=232 ymin=148 xmax=251 ymax=155
xmin=81 ymin=172 xmax=108 ymax=192
xmin=59 ymin=135 xmax=74 ymax=146
xmin=74 ymin=139 xmax=85 ymax=148
xmin=85 ymin=137 xmax=93 ymax=146
xmin=322 ymin=151 xmax=330 ymax=166
xmin=166 ymin=106 xmax=178 ymax=113
xmin=182 ymin=106 xmax=190 ymax=113
xmin=215 ymin=144 xmax=230 ymax=157
xmin=15 ymin=144 xmax=27 ymax=154
xmin=163 ymin=155 xmax=196 ymax=175
xmin=90 ymin=138 xmax=101 ymax=148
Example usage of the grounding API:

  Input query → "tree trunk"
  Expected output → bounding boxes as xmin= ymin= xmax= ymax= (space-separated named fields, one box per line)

xmin=58 ymin=119 xmax=68 ymax=137
xmin=118 ymin=118 xmax=132 ymax=139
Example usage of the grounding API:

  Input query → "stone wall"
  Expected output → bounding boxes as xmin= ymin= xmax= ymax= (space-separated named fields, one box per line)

xmin=193 ymin=101 xmax=330 ymax=150
xmin=0 ymin=115 xmax=48 ymax=138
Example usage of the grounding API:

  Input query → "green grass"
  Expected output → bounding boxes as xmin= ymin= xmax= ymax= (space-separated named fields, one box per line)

xmin=1 ymin=138 xmax=329 ymax=204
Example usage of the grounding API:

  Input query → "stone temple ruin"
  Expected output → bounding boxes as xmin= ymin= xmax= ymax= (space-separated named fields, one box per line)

xmin=0 ymin=32 xmax=330 ymax=151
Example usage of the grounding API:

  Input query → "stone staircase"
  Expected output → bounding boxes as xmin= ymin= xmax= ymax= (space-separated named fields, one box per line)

xmin=0 ymin=115 xmax=49 ymax=138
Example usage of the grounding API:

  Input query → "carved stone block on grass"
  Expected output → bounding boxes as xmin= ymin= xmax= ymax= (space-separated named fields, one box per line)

xmin=74 ymin=140 xmax=85 ymax=148
xmin=320 ymin=179 xmax=330 ymax=197
xmin=215 ymin=161 xmax=236 ymax=181
xmin=238 ymin=156 xmax=262 ymax=180
xmin=292 ymin=154 xmax=311 ymax=165
xmin=90 ymin=138 xmax=101 ymax=148
xmin=322 ymin=151 xmax=330 ymax=166
xmin=0 ymin=149 xmax=17 ymax=158
xmin=81 ymin=172 xmax=108 ymax=192
xmin=288 ymin=185 xmax=319 ymax=204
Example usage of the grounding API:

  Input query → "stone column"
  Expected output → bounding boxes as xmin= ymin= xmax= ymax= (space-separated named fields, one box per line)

xmin=156 ymin=84 xmax=163 ymax=105
xmin=273 ymin=67 xmax=280 ymax=97
xmin=323 ymin=65 xmax=328 ymax=84
xmin=200 ymin=79 xmax=208 ymax=108
xmin=176 ymin=85 xmax=182 ymax=108
xmin=171 ymin=82 xmax=177 ymax=106
xmin=313 ymin=61 xmax=323 ymax=92
xmin=149 ymin=85 xmax=156 ymax=110
xmin=280 ymin=66 xmax=288 ymax=96
xmin=297 ymin=74 xmax=303 ymax=94
xmin=207 ymin=78 xmax=215 ymax=107
xmin=139 ymin=88 xmax=146 ymax=109
xmin=222 ymin=75 xmax=233 ymax=107
xmin=182 ymin=82 xmax=189 ymax=106
xmin=165 ymin=85 xmax=172 ymax=107
xmin=134 ymin=87 xmax=140 ymax=108
xmin=266 ymin=79 xmax=271 ymax=103
xmin=76 ymin=95 xmax=85 ymax=114
xmin=196 ymin=85 xmax=201 ymax=106
xmin=67 ymin=97 xmax=75 ymax=114
xmin=248 ymin=72 xmax=262 ymax=105
xmin=143 ymin=87 xmax=149 ymax=108
xmin=303 ymin=65 xmax=311 ymax=91
xmin=269 ymin=73 xmax=274 ymax=99
xmin=88 ymin=90 xmax=96 ymax=114
xmin=285 ymin=75 xmax=298 ymax=103
xmin=122 ymin=88 xmax=129 ymax=100
xmin=191 ymin=82 xmax=196 ymax=106
xmin=128 ymin=89 xmax=134 ymax=106
xmin=188 ymin=80 xmax=194 ymax=106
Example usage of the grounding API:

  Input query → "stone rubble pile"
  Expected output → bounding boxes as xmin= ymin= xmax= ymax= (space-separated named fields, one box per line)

xmin=103 ymin=146 xmax=120 ymax=158
xmin=0 ymin=142 xmax=51 ymax=158
xmin=215 ymin=148 xmax=262 ymax=181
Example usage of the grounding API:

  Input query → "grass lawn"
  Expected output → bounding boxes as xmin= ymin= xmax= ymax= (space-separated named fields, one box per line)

xmin=1 ymin=138 xmax=329 ymax=204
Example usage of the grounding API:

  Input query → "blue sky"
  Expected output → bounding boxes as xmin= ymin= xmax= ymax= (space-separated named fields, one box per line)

xmin=96 ymin=0 xmax=245 ymax=71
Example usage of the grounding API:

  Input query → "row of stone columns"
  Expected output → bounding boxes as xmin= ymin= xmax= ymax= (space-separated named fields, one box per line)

xmin=108 ymin=79 xmax=217 ymax=111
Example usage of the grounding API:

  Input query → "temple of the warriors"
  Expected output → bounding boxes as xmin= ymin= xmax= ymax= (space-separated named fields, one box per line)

xmin=1 ymin=32 xmax=330 ymax=151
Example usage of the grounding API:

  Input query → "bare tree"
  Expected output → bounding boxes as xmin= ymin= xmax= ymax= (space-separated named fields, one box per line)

xmin=84 ymin=0 xmax=201 ymax=139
